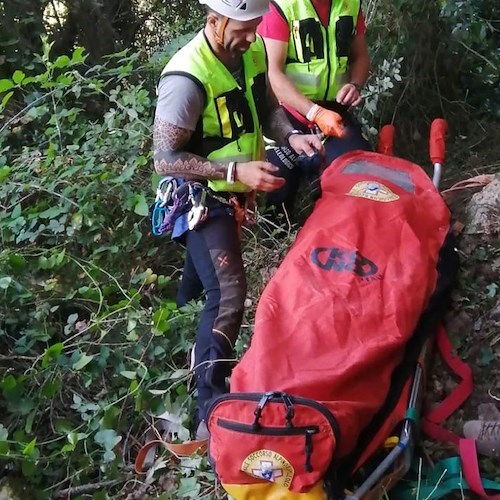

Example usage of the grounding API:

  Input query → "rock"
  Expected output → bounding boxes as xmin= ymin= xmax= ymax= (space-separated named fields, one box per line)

xmin=464 ymin=177 xmax=500 ymax=235
xmin=445 ymin=310 xmax=473 ymax=339
xmin=444 ymin=378 xmax=457 ymax=393
xmin=473 ymin=317 xmax=483 ymax=331
xmin=432 ymin=378 xmax=444 ymax=397
xmin=0 ymin=479 xmax=23 ymax=500
xmin=490 ymin=299 xmax=500 ymax=322
xmin=493 ymin=255 xmax=500 ymax=271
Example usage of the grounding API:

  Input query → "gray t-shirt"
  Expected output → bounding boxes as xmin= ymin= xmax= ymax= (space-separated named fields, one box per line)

xmin=155 ymin=64 xmax=246 ymax=131
xmin=155 ymin=75 xmax=205 ymax=131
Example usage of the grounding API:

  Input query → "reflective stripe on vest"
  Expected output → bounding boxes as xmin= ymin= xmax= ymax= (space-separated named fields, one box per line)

xmin=272 ymin=0 xmax=359 ymax=102
xmin=161 ymin=30 xmax=267 ymax=192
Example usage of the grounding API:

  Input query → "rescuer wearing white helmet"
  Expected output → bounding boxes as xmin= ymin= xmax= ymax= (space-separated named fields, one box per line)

xmin=199 ymin=0 xmax=270 ymax=22
xmin=153 ymin=0 xmax=323 ymax=441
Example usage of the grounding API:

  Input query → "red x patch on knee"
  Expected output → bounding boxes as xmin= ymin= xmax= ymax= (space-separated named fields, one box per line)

xmin=218 ymin=254 xmax=229 ymax=268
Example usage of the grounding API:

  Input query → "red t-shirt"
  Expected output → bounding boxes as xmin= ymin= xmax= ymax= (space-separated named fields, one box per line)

xmin=258 ymin=1 xmax=366 ymax=41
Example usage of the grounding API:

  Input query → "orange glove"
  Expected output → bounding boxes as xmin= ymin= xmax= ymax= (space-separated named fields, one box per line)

xmin=308 ymin=105 xmax=345 ymax=138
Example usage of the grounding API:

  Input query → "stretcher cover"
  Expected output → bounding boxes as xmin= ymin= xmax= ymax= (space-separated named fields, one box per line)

xmin=207 ymin=150 xmax=451 ymax=499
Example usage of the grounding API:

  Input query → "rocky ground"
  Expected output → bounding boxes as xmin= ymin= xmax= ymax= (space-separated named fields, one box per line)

xmin=424 ymin=175 xmax=500 ymax=487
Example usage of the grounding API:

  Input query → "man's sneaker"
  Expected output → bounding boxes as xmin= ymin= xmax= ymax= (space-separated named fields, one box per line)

xmin=195 ymin=420 xmax=209 ymax=441
xmin=463 ymin=420 xmax=500 ymax=457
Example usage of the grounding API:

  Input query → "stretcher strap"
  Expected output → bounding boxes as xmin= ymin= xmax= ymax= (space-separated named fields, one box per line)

xmin=421 ymin=325 xmax=500 ymax=499
xmin=440 ymin=174 xmax=494 ymax=202
xmin=459 ymin=439 xmax=500 ymax=499
xmin=421 ymin=324 xmax=473 ymax=445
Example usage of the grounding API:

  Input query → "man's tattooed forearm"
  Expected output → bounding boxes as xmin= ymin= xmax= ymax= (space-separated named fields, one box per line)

xmin=265 ymin=105 xmax=295 ymax=145
xmin=154 ymin=117 xmax=192 ymax=150
xmin=153 ymin=117 xmax=226 ymax=179
xmin=154 ymin=152 xmax=226 ymax=180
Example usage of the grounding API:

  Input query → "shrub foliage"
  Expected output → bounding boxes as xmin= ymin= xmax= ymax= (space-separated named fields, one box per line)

xmin=0 ymin=0 xmax=498 ymax=496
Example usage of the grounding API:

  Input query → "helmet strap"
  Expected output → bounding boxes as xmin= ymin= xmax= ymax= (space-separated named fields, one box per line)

xmin=215 ymin=16 xmax=229 ymax=46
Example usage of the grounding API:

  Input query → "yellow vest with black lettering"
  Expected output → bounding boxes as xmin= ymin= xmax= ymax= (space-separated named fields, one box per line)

xmin=271 ymin=0 xmax=360 ymax=102
xmin=161 ymin=30 xmax=268 ymax=192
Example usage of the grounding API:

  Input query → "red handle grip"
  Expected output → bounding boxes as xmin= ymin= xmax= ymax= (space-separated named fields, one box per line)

xmin=377 ymin=124 xmax=395 ymax=156
xmin=430 ymin=118 xmax=448 ymax=164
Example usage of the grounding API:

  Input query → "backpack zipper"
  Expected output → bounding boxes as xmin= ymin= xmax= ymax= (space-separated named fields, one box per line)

xmin=207 ymin=391 xmax=341 ymax=459
xmin=217 ymin=418 xmax=319 ymax=472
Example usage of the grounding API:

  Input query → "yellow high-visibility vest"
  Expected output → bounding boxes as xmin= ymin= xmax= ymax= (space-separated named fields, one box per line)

xmin=272 ymin=0 xmax=360 ymax=102
xmin=161 ymin=30 xmax=268 ymax=192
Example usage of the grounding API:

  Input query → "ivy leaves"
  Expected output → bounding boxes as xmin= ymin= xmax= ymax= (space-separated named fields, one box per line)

xmin=0 ymin=41 xmax=204 ymax=496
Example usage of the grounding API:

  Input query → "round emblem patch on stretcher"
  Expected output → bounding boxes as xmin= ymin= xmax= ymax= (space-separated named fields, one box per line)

xmin=348 ymin=181 xmax=399 ymax=202
xmin=241 ymin=449 xmax=294 ymax=487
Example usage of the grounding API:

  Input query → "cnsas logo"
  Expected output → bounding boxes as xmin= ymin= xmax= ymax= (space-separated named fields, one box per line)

xmin=311 ymin=247 xmax=378 ymax=277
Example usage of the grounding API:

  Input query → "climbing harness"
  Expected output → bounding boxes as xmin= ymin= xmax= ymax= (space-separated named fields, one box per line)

xmin=151 ymin=177 xmax=250 ymax=237
xmin=151 ymin=178 xmax=208 ymax=235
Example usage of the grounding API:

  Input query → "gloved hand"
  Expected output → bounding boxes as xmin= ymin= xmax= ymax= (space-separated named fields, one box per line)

xmin=308 ymin=104 xmax=345 ymax=138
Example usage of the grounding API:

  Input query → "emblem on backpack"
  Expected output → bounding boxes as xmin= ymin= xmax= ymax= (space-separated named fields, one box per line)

xmin=348 ymin=181 xmax=399 ymax=202
xmin=241 ymin=449 xmax=294 ymax=487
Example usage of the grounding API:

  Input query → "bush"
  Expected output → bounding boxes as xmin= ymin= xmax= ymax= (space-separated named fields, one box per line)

xmin=0 ymin=42 xmax=210 ymax=496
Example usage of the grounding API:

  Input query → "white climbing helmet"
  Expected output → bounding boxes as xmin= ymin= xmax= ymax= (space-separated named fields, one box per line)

xmin=199 ymin=0 xmax=270 ymax=21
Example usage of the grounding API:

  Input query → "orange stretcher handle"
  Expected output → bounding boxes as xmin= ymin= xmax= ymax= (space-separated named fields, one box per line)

xmin=430 ymin=119 xmax=448 ymax=165
xmin=377 ymin=124 xmax=395 ymax=156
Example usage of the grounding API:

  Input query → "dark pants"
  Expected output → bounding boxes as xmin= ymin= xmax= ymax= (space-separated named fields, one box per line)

xmin=177 ymin=214 xmax=246 ymax=424
xmin=266 ymin=105 xmax=372 ymax=213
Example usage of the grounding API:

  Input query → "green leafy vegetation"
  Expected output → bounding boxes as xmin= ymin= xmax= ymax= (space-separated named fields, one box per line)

xmin=0 ymin=34 xmax=209 ymax=498
xmin=0 ymin=0 xmax=498 ymax=497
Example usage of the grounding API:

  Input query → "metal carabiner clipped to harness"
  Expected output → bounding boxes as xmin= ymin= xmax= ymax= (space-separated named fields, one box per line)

xmin=187 ymin=185 xmax=208 ymax=231
xmin=151 ymin=177 xmax=178 ymax=236
xmin=156 ymin=177 xmax=178 ymax=206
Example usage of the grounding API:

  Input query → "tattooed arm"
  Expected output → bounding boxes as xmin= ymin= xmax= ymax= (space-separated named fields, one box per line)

xmin=154 ymin=116 xmax=286 ymax=191
xmin=153 ymin=117 xmax=227 ymax=180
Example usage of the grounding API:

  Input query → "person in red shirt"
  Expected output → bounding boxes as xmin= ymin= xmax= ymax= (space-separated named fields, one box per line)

xmin=258 ymin=1 xmax=372 ymax=213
